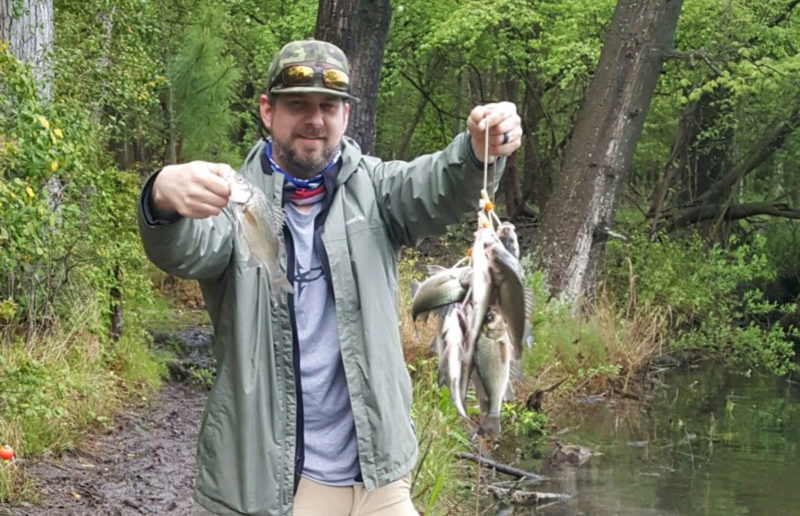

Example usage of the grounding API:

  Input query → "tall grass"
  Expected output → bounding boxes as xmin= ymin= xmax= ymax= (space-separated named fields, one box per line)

xmin=0 ymin=292 xmax=166 ymax=502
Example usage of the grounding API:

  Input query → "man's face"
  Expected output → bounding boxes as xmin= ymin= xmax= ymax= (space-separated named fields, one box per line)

xmin=260 ymin=93 xmax=350 ymax=179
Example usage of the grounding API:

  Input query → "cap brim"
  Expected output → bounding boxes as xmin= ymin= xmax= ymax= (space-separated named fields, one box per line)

xmin=270 ymin=86 xmax=360 ymax=103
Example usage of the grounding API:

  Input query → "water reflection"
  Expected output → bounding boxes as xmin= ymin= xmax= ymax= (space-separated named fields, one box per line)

xmin=497 ymin=364 xmax=800 ymax=515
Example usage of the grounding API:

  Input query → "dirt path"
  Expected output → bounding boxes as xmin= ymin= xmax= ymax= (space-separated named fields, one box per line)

xmin=4 ymin=382 xmax=211 ymax=516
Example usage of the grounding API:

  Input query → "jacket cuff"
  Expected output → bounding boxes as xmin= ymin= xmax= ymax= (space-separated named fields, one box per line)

xmin=140 ymin=169 xmax=182 ymax=226
xmin=464 ymin=131 xmax=507 ymax=171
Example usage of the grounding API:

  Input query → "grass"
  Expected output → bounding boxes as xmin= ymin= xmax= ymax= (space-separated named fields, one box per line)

xmin=0 ymin=290 xmax=167 ymax=503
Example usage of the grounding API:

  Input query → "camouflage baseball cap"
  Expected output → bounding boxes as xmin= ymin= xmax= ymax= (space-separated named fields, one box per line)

xmin=266 ymin=40 xmax=359 ymax=102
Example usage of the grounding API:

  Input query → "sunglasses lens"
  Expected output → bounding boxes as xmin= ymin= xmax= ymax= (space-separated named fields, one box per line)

xmin=323 ymin=69 xmax=349 ymax=91
xmin=282 ymin=66 xmax=315 ymax=86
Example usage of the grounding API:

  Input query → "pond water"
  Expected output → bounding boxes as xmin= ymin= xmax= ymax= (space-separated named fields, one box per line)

xmin=495 ymin=363 xmax=800 ymax=515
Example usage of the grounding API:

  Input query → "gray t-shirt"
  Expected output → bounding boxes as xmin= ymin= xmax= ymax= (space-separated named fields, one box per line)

xmin=285 ymin=201 xmax=360 ymax=486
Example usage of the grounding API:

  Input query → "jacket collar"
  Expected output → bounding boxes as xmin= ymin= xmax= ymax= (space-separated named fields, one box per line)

xmin=337 ymin=136 xmax=362 ymax=186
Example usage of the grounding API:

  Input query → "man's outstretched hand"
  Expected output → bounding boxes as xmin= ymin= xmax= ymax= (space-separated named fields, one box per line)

xmin=467 ymin=102 xmax=522 ymax=164
xmin=151 ymin=162 xmax=235 ymax=220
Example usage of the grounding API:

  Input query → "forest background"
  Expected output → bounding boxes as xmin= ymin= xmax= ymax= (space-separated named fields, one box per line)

xmin=2 ymin=0 xmax=800 ymax=511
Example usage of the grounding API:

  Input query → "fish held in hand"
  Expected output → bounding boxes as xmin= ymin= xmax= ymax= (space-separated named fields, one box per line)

xmin=223 ymin=170 xmax=293 ymax=302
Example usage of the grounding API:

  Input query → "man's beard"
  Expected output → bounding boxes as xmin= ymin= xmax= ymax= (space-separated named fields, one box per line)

xmin=272 ymin=135 xmax=339 ymax=180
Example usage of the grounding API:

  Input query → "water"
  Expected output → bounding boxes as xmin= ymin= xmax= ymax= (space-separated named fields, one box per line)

xmin=496 ymin=364 xmax=800 ymax=515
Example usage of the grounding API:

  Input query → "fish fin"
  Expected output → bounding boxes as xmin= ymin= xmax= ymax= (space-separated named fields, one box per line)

xmin=510 ymin=357 xmax=525 ymax=382
xmin=427 ymin=265 xmax=447 ymax=276
xmin=459 ymin=268 xmax=473 ymax=288
xmin=269 ymin=273 xmax=294 ymax=303
xmin=524 ymin=288 xmax=536 ymax=319
xmin=429 ymin=334 xmax=440 ymax=355
xmin=419 ymin=311 xmax=430 ymax=324
xmin=268 ymin=203 xmax=287 ymax=236
xmin=504 ymin=383 xmax=516 ymax=402
xmin=409 ymin=280 xmax=421 ymax=300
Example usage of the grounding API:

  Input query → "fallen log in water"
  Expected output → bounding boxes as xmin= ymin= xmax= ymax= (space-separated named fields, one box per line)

xmin=486 ymin=485 xmax=571 ymax=506
xmin=456 ymin=452 xmax=547 ymax=482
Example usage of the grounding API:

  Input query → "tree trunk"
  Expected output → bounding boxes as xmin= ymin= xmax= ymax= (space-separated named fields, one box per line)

xmin=315 ymin=0 xmax=392 ymax=156
xmin=514 ymin=71 xmax=545 ymax=219
xmin=535 ymin=0 xmax=684 ymax=303
xmin=109 ymin=264 xmax=123 ymax=342
xmin=0 ymin=0 xmax=53 ymax=100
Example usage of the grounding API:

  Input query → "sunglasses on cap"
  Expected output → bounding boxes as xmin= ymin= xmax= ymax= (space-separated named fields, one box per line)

xmin=274 ymin=64 xmax=350 ymax=91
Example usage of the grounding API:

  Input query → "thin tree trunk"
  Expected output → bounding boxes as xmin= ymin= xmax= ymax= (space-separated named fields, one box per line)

xmin=1 ymin=0 xmax=53 ymax=100
xmin=109 ymin=264 xmax=123 ymax=342
xmin=315 ymin=0 xmax=392 ymax=156
xmin=396 ymin=94 xmax=427 ymax=161
xmin=535 ymin=0 xmax=684 ymax=303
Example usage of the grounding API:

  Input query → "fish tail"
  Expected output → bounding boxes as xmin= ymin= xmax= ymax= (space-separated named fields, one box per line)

xmin=448 ymin=374 xmax=468 ymax=419
xmin=270 ymin=274 xmax=294 ymax=301
xmin=480 ymin=414 xmax=501 ymax=437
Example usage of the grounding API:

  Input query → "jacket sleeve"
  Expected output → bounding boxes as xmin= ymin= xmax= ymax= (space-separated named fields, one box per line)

xmin=371 ymin=132 xmax=505 ymax=248
xmin=137 ymin=171 xmax=234 ymax=280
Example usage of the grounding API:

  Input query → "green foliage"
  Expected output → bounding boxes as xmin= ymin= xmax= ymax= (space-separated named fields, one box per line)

xmin=0 ymin=356 xmax=66 ymax=421
xmin=603 ymin=233 xmax=797 ymax=375
xmin=501 ymin=401 xmax=548 ymax=438
xmin=169 ymin=4 xmax=241 ymax=164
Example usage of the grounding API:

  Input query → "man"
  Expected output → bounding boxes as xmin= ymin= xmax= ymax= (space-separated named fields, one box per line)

xmin=138 ymin=40 xmax=521 ymax=516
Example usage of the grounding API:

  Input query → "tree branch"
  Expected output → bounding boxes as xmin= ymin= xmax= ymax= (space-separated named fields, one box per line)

xmin=663 ymin=49 xmax=725 ymax=76
xmin=695 ymin=97 xmax=800 ymax=203
xmin=667 ymin=202 xmax=800 ymax=228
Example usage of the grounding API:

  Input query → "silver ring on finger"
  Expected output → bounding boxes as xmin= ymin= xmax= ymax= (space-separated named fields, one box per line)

xmin=502 ymin=132 xmax=510 ymax=145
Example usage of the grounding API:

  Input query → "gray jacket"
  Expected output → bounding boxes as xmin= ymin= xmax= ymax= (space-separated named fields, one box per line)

xmin=137 ymin=134 xmax=503 ymax=515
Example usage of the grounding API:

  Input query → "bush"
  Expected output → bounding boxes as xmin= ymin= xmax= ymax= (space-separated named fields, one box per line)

xmin=603 ymin=232 xmax=797 ymax=375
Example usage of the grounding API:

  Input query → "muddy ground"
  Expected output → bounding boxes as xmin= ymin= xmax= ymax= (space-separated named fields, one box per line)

xmin=2 ymin=381 xmax=211 ymax=516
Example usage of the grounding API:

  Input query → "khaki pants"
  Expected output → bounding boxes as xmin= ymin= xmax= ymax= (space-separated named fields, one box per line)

xmin=293 ymin=475 xmax=419 ymax=516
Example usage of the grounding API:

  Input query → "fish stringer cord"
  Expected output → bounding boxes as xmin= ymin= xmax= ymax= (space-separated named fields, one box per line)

xmin=480 ymin=120 xmax=498 ymax=232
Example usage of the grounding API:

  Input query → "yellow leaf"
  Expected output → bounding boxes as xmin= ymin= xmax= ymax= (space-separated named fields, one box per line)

xmin=54 ymin=128 xmax=63 ymax=139
xmin=50 ymin=160 xmax=58 ymax=173
xmin=148 ymin=81 xmax=156 ymax=88
xmin=72 ymin=493 xmax=82 ymax=499
xmin=36 ymin=116 xmax=50 ymax=130
xmin=26 ymin=186 xmax=34 ymax=199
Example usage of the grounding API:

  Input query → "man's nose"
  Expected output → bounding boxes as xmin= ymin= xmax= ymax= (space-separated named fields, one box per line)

xmin=306 ymin=105 xmax=324 ymax=126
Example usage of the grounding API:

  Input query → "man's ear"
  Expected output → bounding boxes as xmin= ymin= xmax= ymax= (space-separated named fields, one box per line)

xmin=343 ymin=101 xmax=350 ymax=132
xmin=259 ymin=95 xmax=273 ymax=133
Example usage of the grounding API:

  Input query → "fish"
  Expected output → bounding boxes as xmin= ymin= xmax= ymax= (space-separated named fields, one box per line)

xmin=472 ymin=307 xmax=514 ymax=436
xmin=436 ymin=303 xmax=469 ymax=419
xmin=496 ymin=222 xmax=520 ymax=259
xmin=486 ymin=239 xmax=533 ymax=360
xmin=461 ymin=212 xmax=497 ymax=405
xmin=410 ymin=266 xmax=471 ymax=323
xmin=223 ymin=169 xmax=294 ymax=302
